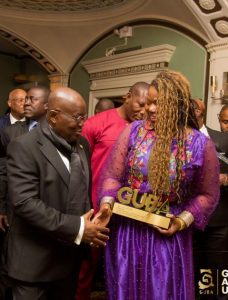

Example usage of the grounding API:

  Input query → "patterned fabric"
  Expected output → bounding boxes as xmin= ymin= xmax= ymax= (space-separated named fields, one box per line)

xmin=99 ymin=120 xmax=220 ymax=300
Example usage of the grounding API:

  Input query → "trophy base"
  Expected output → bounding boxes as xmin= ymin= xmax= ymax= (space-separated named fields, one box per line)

xmin=112 ymin=202 xmax=171 ymax=229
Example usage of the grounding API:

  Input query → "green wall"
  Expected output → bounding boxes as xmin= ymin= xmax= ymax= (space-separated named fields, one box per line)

xmin=70 ymin=25 xmax=207 ymax=105
xmin=0 ymin=54 xmax=20 ymax=114
xmin=0 ymin=55 xmax=49 ymax=115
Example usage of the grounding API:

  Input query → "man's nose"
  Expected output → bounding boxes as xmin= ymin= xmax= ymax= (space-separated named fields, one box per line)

xmin=139 ymin=107 xmax=145 ymax=115
xmin=149 ymin=103 xmax=156 ymax=112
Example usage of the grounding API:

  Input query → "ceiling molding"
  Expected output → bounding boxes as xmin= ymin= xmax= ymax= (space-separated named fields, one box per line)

xmin=183 ymin=0 xmax=228 ymax=42
xmin=0 ymin=27 xmax=61 ymax=74
xmin=0 ymin=0 xmax=146 ymax=24
xmin=211 ymin=17 xmax=228 ymax=37
xmin=193 ymin=0 xmax=222 ymax=14
xmin=0 ymin=0 xmax=128 ymax=12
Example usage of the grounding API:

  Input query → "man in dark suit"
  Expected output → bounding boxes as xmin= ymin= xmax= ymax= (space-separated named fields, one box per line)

xmin=193 ymin=101 xmax=228 ymax=299
xmin=6 ymin=87 xmax=109 ymax=300
xmin=0 ymin=89 xmax=26 ymax=129
xmin=0 ymin=88 xmax=26 ymax=295
xmin=0 ymin=86 xmax=50 ymax=231
xmin=0 ymin=86 xmax=49 ymax=300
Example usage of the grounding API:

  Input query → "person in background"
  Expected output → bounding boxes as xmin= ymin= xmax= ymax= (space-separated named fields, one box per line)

xmin=0 ymin=86 xmax=50 ymax=228
xmin=0 ymin=86 xmax=50 ymax=300
xmin=94 ymin=98 xmax=115 ymax=115
xmin=0 ymin=88 xmax=26 ymax=299
xmin=192 ymin=98 xmax=228 ymax=155
xmin=5 ymin=87 xmax=109 ymax=300
xmin=194 ymin=103 xmax=228 ymax=300
xmin=192 ymin=98 xmax=209 ymax=136
xmin=76 ymin=81 xmax=150 ymax=300
xmin=95 ymin=70 xmax=220 ymax=300
xmin=218 ymin=104 xmax=228 ymax=133
xmin=0 ymin=89 xmax=26 ymax=129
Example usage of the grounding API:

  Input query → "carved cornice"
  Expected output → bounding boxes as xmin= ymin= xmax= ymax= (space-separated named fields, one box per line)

xmin=90 ymin=62 xmax=168 ymax=80
xmin=206 ymin=41 xmax=228 ymax=52
xmin=82 ymin=44 xmax=176 ymax=80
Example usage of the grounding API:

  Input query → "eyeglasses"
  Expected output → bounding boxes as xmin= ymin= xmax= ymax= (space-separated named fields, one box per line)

xmin=57 ymin=109 xmax=87 ymax=123
xmin=11 ymin=98 xmax=25 ymax=103
xmin=25 ymin=96 xmax=43 ymax=103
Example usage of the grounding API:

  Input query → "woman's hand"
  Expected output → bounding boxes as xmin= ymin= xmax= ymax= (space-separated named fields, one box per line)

xmin=92 ymin=203 xmax=112 ymax=227
xmin=152 ymin=214 xmax=183 ymax=237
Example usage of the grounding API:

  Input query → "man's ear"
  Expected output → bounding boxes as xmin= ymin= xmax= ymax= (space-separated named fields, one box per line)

xmin=124 ymin=92 xmax=131 ymax=104
xmin=48 ymin=109 xmax=58 ymax=125
xmin=7 ymin=99 xmax=12 ymax=108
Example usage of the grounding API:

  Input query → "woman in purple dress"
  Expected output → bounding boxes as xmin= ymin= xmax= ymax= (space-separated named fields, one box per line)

xmin=94 ymin=70 xmax=220 ymax=300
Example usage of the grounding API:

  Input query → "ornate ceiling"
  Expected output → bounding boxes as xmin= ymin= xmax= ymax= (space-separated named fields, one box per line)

xmin=0 ymin=0 xmax=227 ymax=75
xmin=184 ymin=0 xmax=228 ymax=38
xmin=0 ymin=0 xmax=129 ymax=12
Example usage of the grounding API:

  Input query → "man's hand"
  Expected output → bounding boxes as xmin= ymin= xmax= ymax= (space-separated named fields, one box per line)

xmin=0 ymin=214 xmax=9 ymax=232
xmin=82 ymin=209 xmax=109 ymax=247
xmin=92 ymin=204 xmax=112 ymax=227
xmin=219 ymin=174 xmax=228 ymax=186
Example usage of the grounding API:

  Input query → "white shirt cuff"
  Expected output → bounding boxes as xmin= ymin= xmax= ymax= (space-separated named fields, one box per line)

xmin=74 ymin=216 xmax=84 ymax=245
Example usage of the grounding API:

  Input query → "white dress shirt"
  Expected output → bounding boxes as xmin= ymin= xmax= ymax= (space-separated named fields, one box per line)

xmin=200 ymin=124 xmax=209 ymax=137
xmin=10 ymin=113 xmax=25 ymax=124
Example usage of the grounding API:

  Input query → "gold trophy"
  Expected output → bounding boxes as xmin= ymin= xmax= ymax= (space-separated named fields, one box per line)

xmin=112 ymin=187 xmax=171 ymax=229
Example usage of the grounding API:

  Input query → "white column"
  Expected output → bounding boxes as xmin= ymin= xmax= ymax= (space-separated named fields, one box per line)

xmin=206 ymin=41 xmax=228 ymax=130
xmin=48 ymin=73 xmax=69 ymax=91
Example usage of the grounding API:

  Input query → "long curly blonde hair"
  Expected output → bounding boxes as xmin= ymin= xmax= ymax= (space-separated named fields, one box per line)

xmin=148 ymin=70 xmax=197 ymax=200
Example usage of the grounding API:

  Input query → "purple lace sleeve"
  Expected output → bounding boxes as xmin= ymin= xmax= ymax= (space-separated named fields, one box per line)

xmin=97 ymin=123 xmax=133 ymax=202
xmin=185 ymin=138 xmax=220 ymax=230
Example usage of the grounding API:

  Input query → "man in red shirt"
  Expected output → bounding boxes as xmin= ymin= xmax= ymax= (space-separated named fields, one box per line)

xmin=76 ymin=82 xmax=150 ymax=300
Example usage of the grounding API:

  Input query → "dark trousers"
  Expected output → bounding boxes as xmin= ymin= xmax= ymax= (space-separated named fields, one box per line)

xmin=0 ymin=231 xmax=12 ymax=300
xmin=12 ymin=266 xmax=81 ymax=300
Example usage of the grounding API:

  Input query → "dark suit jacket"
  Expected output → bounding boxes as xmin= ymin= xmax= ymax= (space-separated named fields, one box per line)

xmin=0 ymin=120 xmax=29 ymax=156
xmin=0 ymin=114 xmax=11 ymax=182
xmin=0 ymin=114 xmax=10 ymax=129
xmin=207 ymin=127 xmax=228 ymax=226
xmin=0 ymin=121 xmax=29 ymax=215
xmin=6 ymin=122 xmax=91 ymax=282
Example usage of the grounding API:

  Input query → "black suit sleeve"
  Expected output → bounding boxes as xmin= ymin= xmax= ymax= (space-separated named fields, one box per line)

xmin=7 ymin=138 xmax=81 ymax=244
xmin=0 ymin=157 xmax=7 ymax=215
xmin=0 ymin=128 xmax=10 ymax=215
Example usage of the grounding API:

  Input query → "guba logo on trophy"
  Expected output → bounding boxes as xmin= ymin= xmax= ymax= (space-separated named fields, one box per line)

xmin=198 ymin=269 xmax=228 ymax=295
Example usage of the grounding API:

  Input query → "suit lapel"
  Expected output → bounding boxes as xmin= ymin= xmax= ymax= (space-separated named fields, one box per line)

xmin=39 ymin=137 xmax=70 ymax=188
xmin=5 ymin=115 xmax=10 ymax=127
xmin=77 ymin=142 xmax=90 ymax=193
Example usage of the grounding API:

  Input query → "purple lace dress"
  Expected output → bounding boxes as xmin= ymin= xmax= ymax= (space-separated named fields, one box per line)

xmin=99 ymin=121 xmax=220 ymax=300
